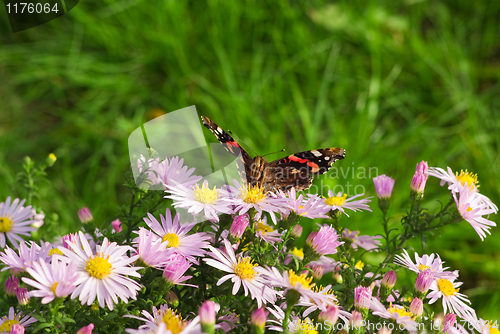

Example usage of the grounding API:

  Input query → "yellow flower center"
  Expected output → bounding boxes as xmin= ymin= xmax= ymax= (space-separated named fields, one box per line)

xmin=0 ymin=216 xmax=13 ymax=233
xmin=296 ymin=320 xmax=319 ymax=334
xmin=233 ymin=257 xmax=256 ymax=280
xmin=162 ymin=233 xmax=180 ymax=248
xmin=0 ymin=319 xmax=20 ymax=332
xmin=288 ymin=270 xmax=314 ymax=290
xmin=51 ymin=282 xmax=59 ymax=294
xmin=324 ymin=193 xmax=347 ymax=207
xmin=161 ymin=309 xmax=187 ymax=334
xmin=355 ymin=261 xmax=364 ymax=270
xmin=48 ymin=153 xmax=57 ymax=162
xmin=418 ymin=264 xmax=431 ymax=271
xmin=486 ymin=321 xmax=500 ymax=334
xmin=85 ymin=253 xmax=112 ymax=279
xmin=49 ymin=248 xmax=64 ymax=256
xmin=193 ymin=183 xmax=219 ymax=204
xmin=387 ymin=303 xmax=412 ymax=317
xmin=290 ymin=247 xmax=304 ymax=260
xmin=256 ymin=222 xmax=273 ymax=235
xmin=239 ymin=185 xmax=266 ymax=204
xmin=455 ymin=170 xmax=479 ymax=190
xmin=312 ymin=285 xmax=335 ymax=296
xmin=437 ymin=279 xmax=459 ymax=296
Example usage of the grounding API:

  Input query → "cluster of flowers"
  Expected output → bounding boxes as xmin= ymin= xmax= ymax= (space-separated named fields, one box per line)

xmin=0 ymin=156 xmax=498 ymax=334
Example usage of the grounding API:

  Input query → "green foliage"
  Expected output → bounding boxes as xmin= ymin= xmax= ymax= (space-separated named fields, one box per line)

xmin=1 ymin=0 xmax=499 ymax=317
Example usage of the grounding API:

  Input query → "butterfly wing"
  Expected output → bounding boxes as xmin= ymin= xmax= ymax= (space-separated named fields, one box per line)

xmin=201 ymin=116 xmax=254 ymax=183
xmin=265 ymin=148 xmax=346 ymax=191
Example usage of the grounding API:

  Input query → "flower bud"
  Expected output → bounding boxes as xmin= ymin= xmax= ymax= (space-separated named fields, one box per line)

xmin=10 ymin=324 xmax=25 ymax=334
xmin=229 ymin=215 xmax=249 ymax=239
xmin=6 ymin=276 xmax=19 ymax=296
xmin=354 ymin=286 xmax=372 ymax=319
xmin=111 ymin=219 xmax=122 ymax=233
xmin=373 ymin=175 xmax=395 ymax=199
xmin=76 ymin=324 xmax=94 ymax=334
xmin=251 ymin=308 xmax=268 ymax=333
xmin=373 ymin=174 xmax=395 ymax=213
xmin=306 ymin=231 xmax=318 ymax=245
xmin=166 ymin=291 xmax=179 ymax=307
xmin=199 ymin=300 xmax=216 ymax=334
xmin=415 ymin=269 xmax=434 ymax=295
xmin=350 ymin=311 xmax=363 ymax=328
xmin=312 ymin=265 xmax=324 ymax=280
xmin=78 ymin=207 xmax=93 ymax=224
xmin=409 ymin=298 xmax=423 ymax=317
xmin=382 ymin=270 xmax=397 ymax=289
xmin=291 ymin=224 xmax=303 ymax=238
xmin=16 ymin=287 xmax=29 ymax=305
xmin=378 ymin=327 xmax=392 ymax=334
xmin=319 ymin=305 xmax=339 ymax=324
xmin=46 ymin=153 xmax=57 ymax=167
xmin=443 ymin=313 xmax=457 ymax=333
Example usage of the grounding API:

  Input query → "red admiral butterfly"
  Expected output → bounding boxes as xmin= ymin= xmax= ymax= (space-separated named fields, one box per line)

xmin=202 ymin=116 xmax=345 ymax=192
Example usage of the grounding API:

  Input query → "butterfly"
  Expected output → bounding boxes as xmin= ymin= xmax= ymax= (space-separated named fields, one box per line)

xmin=201 ymin=116 xmax=345 ymax=192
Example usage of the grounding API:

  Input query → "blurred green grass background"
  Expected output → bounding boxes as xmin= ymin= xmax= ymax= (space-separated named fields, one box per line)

xmin=1 ymin=0 xmax=499 ymax=317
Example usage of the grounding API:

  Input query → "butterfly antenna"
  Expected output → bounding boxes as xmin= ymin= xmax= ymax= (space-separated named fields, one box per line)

xmin=263 ymin=148 xmax=285 ymax=157
xmin=228 ymin=130 xmax=258 ymax=156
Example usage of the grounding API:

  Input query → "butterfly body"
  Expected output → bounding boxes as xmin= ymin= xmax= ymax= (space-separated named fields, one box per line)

xmin=201 ymin=116 xmax=345 ymax=192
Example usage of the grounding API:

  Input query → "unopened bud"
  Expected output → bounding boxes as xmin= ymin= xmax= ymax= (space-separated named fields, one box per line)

xmin=6 ymin=276 xmax=19 ymax=296
xmin=409 ymin=298 xmax=423 ymax=317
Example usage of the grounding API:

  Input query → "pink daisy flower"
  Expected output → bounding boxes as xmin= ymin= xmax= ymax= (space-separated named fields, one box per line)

xmin=58 ymin=231 xmax=142 ymax=310
xmin=0 ymin=197 xmax=43 ymax=249
xmin=22 ymin=257 xmax=79 ymax=304
xmin=143 ymin=209 xmax=210 ymax=261
xmin=370 ymin=298 xmax=418 ymax=332
xmin=277 ymin=188 xmax=330 ymax=219
xmin=0 ymin=241 xmax=51 ymax=274
xmin=255 ymin=266 xmax=334 ymax=310
xmin=307 ymin=225 xmax=343 ymax=257
xmin=427 ymin=166 xmax=497 ymax=212
xmin=127 ymin=304 xmax=201 ymax=333
xmin=453 ymin=183 xmax=497 ymax=241
xmin=204 ymin=239 xmax=277 ymax=308
xmin=133 ymin=228 xmax=172 ymax=268
xmin=163 ymin=253 xmax=195 ymax=287
xmin=155 ymin=156 xmax=202 ymax=190
xmin=323 ymin=191 xmax=372 ymax=216
xmin=394 ymin=249 xmax=458 ymax=280
xmin=342 ymin=228 xmax=382 ymax=251
xmin=0 ymin=307 xmax=37 ymax=331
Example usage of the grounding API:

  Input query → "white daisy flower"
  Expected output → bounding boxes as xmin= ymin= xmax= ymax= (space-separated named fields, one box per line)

xmin=427 ymin=277 xmax=477 ymax=320
xmin=166 ymin=180 xmax=234 ymax=222
xmin=58 ymin=231 xmax=142 ymax=310
xmin=394 ymin=249 xmax=458 ymax=280
xmin=453 ymin=183 xmax=497 ymax=241
xmin=143 ymin=209 xmax=210 ymax=262
xmin=203 ymin=239 xmax=277 ymax=308
xmin=323 ymin=191 xmax=372 ymax=216
xmin=0 ymin=197 xmax=43 ymax=248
